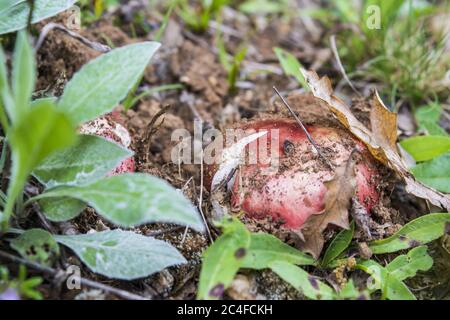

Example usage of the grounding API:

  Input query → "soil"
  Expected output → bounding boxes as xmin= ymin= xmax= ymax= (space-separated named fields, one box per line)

xmin=1 ymin=3 xmax=448 ymax=300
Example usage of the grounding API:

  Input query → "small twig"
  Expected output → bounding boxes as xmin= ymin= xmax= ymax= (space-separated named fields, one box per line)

xmin=185 ymin=104 xmax=213 ymax=243
xmin=146 ymin=226 xmax=184 ymax=237
xmin=330 ymin=35 xmax=362 ymax=97
xmin=0 ymin=250 xmax=148 ymax=300
xmin=35 ymin=23 xmax=111 ymax=53
xmin=180 ymin=226 xmax=189 ymax=245
xmin=144 ymin=104 xmax=170 ymax=163
xmin=199 ymin=145 xmax=213 ymax=244
xmin=273 ymin=86 xmax=334 ymax=170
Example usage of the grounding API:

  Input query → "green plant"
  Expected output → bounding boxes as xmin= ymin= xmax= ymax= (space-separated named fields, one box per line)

xmin=0 ymin=32 xmax=204 ymax=280
xmin=400 ymin=135 xmax=450 ymax=162
xmin=175 ymin=0 xmax=230 ymax=33
xmin=400 ymin=132 xmax=450 ymax=193
xmin=217 ymin=32 xmax=247 ymax=93
xmin=0 ymin=265 xmax=43 ymax=300
xmin=355 ymin=246 xmax=433 ymax=300
xmin=307 ymin=0 xmax=447 ymax=105
xmin=122 ymin=83 xmax=184 ymax=111
xmin=77 ymin=0 xmax=119 ymax=23
xmin=239 ymin=0 xmax=293 ymax=19
xmin=155 ymin=2 xmax=176 ymax=42
xmin=198 ymin=213 xmax=450 ymax=300
xmin=415 ymin=102 xmax=447 ymax=136
xmin=0 ymin=0 xmax=78 ymax=35
xmin=411 ymin=152 xmax=450 ymax=193
xmin=273 ymin=47 xmax=308 ymax=89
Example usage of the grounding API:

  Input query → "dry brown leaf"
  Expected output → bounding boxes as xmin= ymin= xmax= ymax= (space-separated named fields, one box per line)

xmin=369 ymin=91 xmax=398 ymax=150
xmin=300 ymin=69 xmax=450 ymax=211
xmin=299 ymin=156 xmax=357 ymax=259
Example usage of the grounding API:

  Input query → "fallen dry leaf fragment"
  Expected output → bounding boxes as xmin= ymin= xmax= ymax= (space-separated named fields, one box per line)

xmin=300 ymin=69 xmax=450 ymax=211
xmin=299 ymin=155 xmax=357 ymax=258
xmin=211 ymin=131 xmax=268 ymax=191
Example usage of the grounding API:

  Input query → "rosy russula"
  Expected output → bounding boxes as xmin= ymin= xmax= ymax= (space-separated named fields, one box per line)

xmin=206 ymin=118 xmax=381 ymax=232
xmin=79 ymin=116 xmax=135 ymax=175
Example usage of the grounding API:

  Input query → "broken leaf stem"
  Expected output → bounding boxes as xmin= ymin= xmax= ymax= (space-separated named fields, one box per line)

xmin=273 ymin=86 xmax=334 ymax=170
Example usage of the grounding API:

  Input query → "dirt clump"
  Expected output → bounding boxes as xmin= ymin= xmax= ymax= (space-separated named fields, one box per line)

xmin=170 ymin=41 xmax=229 ymax=119
xmin=35 ymin=29 xmax=99 ymax=96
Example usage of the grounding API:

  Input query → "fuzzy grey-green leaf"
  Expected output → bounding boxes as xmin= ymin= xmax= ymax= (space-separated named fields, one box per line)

xmin=11 ymin=31 xmax=35 ymax=122
xmin=58 ymin=42 xmax=160 ymax=124
xmin=34 ymin=173 xmax=204 ymax=231
xmin=0 ymin=0 xmax=77 ymax=35
xmin=39 ymin=197 xmax=86 ymax=222
xmin=55 ymin=230 xmax=186 ymax=280
xmin=34 ymin=135 xmax=133 ymax=188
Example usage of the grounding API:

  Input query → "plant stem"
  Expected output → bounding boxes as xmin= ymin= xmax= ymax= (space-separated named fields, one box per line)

xmin=125 ymin=83 xmax=183 ymax=111
xmin=0 ymin=103 xmax=9 ymax=132
xmin=273 ymin=86 xmax=334 ymax=170
xmin=1 ymin=172 xmax=26 ymax=231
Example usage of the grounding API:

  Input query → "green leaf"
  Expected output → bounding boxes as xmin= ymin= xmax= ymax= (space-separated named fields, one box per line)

xmin=34 ymin=134 xmax=133 ymax=188
xmin=321 ymin=221 xmax=354 ymax=267
xmin=0 ymin=0 xmax=77 ymax=35
xmin=269 ymin=261 xmax=335 ymax=300
xmin=33 ymin=173 xmax=204 ymax=230
xmin=123 ymin=83 xmax=183 ymax=111
xmin=58 ymin=42 xmax=160 ymax=124
xmin=0 ymin=1 xmax=23 ymax=12
xmin=9 ymin=100 xmax=76 ymax=178
xmin=332 ymin=0 xmax=360 ymax=24
xmin=356 ymin=259 xmax=415 ymax=300
xmin=386 ymin=246 xmax=433 ymax=281
xmin=369 ymin=213 xmax=450 ymax=254
xmin=0 ymin=45 xmax=14 ymax=125
xmin=400 ymin=135 xmax=450 ymax=162
xmin=415 ymin=103 xmax=441 ymax=122
xmin=197 ymin=218 xmax=251 ymax=300
xmin=239 ymin=0 xmax=286 ymax=14
xmin=3 ymin=101 xmax=76 ymax=226
xmin=411 ymin=152 xmax=450 ymax=193
xmin=338 ymin=280 xmax=369 ymax=300
xmin=11 ymin=31 xmax=35 ymax=123
xmin=154 ymin=2 xmax=174 ymax=42
xmin=418 ymin=122 xmax=447 ymax=137
xmin=10 ymin=229 xmax=59 ymax=266
xmin=54 ymin=230 xmax=186 ymax=280
xmin=273 ymin=47 xmax=308 ymax=89
xmin=30 ymin=96 xmax=57 ymax=107
xmin=241 ymin=232 xmax=315 ymax=270
xmin=415 ymin=103 xmax=447 ymax=136
xmin=39 ymin=197 xmax=86 ymax=222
